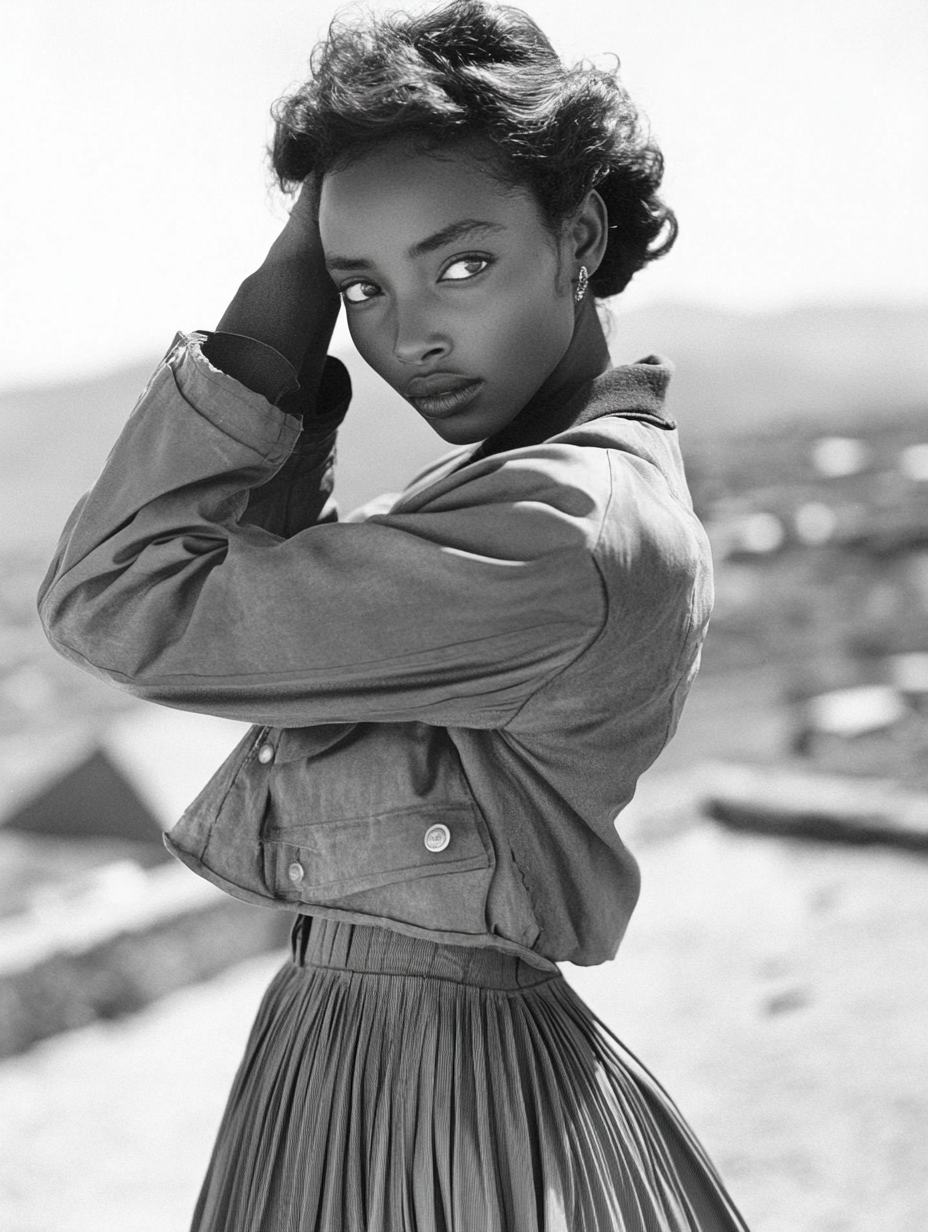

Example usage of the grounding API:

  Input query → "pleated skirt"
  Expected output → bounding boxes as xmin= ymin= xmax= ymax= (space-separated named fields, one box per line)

xmin=191 ymin=915 xmax=750 ymax=1232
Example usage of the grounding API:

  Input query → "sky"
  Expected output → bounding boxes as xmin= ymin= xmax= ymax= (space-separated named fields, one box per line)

xmin=1 ymin=0 xmax=926 ymax=387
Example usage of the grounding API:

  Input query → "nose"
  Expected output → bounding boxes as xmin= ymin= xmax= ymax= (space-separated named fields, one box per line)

xmin=392 ymin=300 xmax=451 ymax=366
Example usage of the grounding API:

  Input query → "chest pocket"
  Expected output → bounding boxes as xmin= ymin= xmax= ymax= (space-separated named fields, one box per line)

xmin=258 ymin=721 xmax=495 ymax=915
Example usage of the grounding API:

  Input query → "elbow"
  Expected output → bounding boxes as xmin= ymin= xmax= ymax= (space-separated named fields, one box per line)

xmin=38 ymin=557 xmax=216 ymax=690
xmin=36 ymin=531 xmax=224 ymax=681
xmin=37 ymin=580 xmax=119 ymax=683
xmin=37 ymin=576 xmax=154 ymax=690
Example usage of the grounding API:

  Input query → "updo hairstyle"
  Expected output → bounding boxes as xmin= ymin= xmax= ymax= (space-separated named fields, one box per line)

xmin=270 ymin=0 xmax=677 ymax=297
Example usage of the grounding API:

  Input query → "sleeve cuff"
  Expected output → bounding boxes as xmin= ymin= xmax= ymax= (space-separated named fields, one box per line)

xmin=281 ymin=354 xmax=353 ymax=444
xmin=197 ymin=330 xmax=300 ymax=405
xmin=166 ymin=332 xmax=301 ymax=463
xmin=161 ymin=330 xmax=351 ymax=456
xmin=194 ymin=330 xmax=353 ymax=440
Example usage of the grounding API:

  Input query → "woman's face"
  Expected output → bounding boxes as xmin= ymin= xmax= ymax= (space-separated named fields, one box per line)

xmin=318 ymin=142 xmax=577 ymax=444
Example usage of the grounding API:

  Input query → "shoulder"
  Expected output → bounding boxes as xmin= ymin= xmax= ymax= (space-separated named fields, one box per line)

xmin=392 ymin=440 xmax=614 ymax=556
xmin=510 ymin=416 xmax=709 ymax=608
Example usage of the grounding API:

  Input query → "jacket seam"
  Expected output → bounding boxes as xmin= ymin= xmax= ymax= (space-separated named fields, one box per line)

xmin=439 ymin=733 xmax=501 ymax=904
xmin=263 ymin=800 xmax=479 ymax=830
xmin=45 ymin=625 xmax=579 ymax=687
xmin=200 ymin=727 xmax=268 ymax=862
xmin=509 ymin=842 xmax=541 ymax=928
xmin=503 ymin=452 xmax=614 ymax=729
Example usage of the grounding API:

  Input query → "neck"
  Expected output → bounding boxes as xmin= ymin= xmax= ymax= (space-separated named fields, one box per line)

xmin=479 ymin=299 xmax=612 ymax=456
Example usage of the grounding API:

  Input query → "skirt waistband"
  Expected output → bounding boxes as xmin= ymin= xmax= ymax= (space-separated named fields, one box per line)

xmin=291 ymin=913 xmax=559 ymax=991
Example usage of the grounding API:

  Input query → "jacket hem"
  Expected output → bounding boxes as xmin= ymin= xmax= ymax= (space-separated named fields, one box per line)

xmin=162 ymin=832 xmax=560 ymax=974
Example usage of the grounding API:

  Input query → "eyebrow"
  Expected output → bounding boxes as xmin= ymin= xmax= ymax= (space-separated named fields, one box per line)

xmin=324 ymin=219 xmax=506 ymax=271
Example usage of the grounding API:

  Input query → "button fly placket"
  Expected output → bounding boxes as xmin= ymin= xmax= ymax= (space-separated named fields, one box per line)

xmin=424 ymin=824 xmax=451 ymax=853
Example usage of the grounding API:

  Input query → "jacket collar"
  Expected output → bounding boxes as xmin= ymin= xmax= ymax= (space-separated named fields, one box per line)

xmin=562 ymin=356 xmax=676 ymax=431
xmin=474 ymin=354 xmax=676 ymax=461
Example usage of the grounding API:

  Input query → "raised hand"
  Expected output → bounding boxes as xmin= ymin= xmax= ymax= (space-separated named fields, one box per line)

xmin=216 ymin=174 xmax=341 ymax=388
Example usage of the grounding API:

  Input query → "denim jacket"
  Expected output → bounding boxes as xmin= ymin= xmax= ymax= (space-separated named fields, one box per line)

xmin=38 ymin=332 xmax=712 ymax=971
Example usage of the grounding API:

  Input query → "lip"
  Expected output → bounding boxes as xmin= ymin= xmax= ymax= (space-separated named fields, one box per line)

xmin=405 ymin=376 xmax=483 ymax=420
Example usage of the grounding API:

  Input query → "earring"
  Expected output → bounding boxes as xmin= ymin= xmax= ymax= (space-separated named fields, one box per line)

xmin=574 ymin=266 xmax=589 ymax=303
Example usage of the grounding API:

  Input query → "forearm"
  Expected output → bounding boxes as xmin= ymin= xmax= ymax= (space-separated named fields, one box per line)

xmin=38 ymin=334 xmax=600 ymax=729
xmin=216 ymin=183 xmax=341 ymax=410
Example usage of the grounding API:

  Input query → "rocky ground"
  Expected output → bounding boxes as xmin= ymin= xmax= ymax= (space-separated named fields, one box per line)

xmin=1 ymin=667 xmax=927 ymax=1231
xmin=2 ymin=806 xmax=928 ymax=1231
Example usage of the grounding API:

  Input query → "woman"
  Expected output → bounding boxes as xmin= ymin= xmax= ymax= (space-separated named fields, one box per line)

xmin=39 ymin=2 xmax=750 ymax=1228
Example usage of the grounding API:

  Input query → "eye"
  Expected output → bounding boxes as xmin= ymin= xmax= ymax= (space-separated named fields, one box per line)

xmin=341 ymin=280 xmax=380 ymax=304
xmin=440 ymin=256 xmax=492 ymax=282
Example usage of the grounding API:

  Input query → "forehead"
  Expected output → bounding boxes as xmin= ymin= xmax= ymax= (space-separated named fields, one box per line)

xmin=318 ymin=144 xmax=543 ymax=256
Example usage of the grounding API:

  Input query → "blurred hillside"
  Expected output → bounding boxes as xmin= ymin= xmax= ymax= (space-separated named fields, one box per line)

xmin=608 ymin=302 xmax=928 ymax=436
xmin=2 ymin=302 xmax=926 ymax=554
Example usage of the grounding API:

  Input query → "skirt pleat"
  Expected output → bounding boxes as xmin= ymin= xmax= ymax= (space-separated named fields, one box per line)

xmin=191 ymin=916 xmax=750 ymax=1232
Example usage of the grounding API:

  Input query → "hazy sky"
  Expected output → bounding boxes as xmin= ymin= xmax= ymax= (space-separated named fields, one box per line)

xmin=2 ymin=0 xmax=926 ymax=387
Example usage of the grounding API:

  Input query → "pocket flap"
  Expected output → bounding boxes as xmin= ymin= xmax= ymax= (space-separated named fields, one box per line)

xmin=262 ymin=804 xmax=490 ymax=900
xmin=274 ymin=723 xmax=357 ymax=763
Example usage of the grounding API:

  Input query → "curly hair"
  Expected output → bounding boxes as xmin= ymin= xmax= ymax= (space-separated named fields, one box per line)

xmin=270 ymin=0 xmax=677 ymax=298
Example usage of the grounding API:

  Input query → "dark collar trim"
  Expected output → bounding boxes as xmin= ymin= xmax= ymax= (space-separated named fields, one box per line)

xmin=604 ymin=408 xmax=677 ymax=430
xmin=473 ymin=354 xmax=676 ymax=461
xmin=568 ymin=355 xmax=675 ymax=427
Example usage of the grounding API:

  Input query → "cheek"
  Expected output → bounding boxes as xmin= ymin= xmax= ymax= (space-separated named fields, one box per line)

xmin=344 ymin=312 xmax=390 ymax=376
xmin=510 ymin=297 xmax=571 ymax=357
xmin=487 ymin=277 xmax=573 ymax=385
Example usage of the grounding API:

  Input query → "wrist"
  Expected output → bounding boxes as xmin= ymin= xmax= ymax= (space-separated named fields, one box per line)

xmin=198 ymin=331 xmax=299 ymax=405
xmin=216 ymin=260 xmax=339 ymax=373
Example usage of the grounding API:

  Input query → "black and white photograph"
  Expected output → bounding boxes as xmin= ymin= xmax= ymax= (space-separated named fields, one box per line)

xmin=1 ymin=1 xmax=926 ymax=1229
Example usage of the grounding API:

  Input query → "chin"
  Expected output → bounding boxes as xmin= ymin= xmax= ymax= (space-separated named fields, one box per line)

xmin=426 ymin=421 xmax=487 ymax=446
xmin=422 ymin=405 xmax=520 ymax=447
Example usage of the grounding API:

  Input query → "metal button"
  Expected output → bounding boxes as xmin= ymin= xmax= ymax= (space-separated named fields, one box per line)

xmin=287 ymin=862 xmax=305 ymax=883
xmin=423 ymin=824 xmax=451 ymax=853
xmin=257 ymin=743 xmax=275 ymax=765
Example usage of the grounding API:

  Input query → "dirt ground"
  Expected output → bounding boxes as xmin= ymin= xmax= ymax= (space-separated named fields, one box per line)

xmin=2 ymin=667 xmax=927 ymax=1231
xmin=2 ymin=813 xmax=927 ymax=1232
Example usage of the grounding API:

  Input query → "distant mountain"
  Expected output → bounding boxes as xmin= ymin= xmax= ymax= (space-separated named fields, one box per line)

xmin=2 ymin=302 xmax=925 ymax=554
xmin=606 ymin=302 xmax=928 ymax=438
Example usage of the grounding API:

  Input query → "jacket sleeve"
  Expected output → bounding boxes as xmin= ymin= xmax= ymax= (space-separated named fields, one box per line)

xmin=191 ymin=331 xmax=352 ymax=538
xmin=37 ymin=333 xmax=607 ymax=729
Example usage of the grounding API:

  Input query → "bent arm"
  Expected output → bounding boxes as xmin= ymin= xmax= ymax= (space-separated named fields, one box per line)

xmin=167 ymin=177 xmax=349 ymax=539
xmin=37 ymin=334 xmax=606 ymax=730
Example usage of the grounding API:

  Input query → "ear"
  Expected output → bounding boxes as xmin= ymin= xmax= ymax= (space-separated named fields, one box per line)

xmin=567 ymin=189 xmax=608 ymax=278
